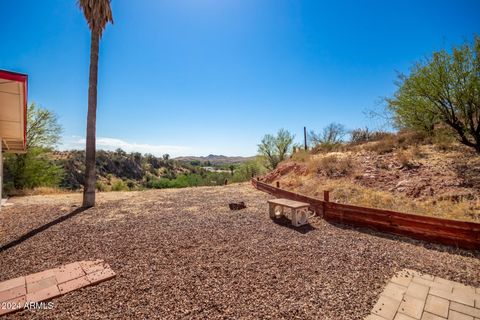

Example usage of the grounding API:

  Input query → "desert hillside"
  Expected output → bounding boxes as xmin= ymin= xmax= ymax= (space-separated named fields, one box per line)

xmin=261 ymin=134 xmax=480 ymax=222
xmin=4 ymin=150 xmax=255 ymax=195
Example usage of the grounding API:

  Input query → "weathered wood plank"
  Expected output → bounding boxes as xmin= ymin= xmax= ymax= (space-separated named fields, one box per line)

xmin=251 ymin=179 xmax=480 ymax=249
xmin=326 ymin=202 xmax=480 ymax=230
xmin=268 ymin=198 xmax=309 ymax=208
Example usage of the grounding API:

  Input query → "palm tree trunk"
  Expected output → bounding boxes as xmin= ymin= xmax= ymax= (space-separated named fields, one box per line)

xmin=82 ymin=29 xmax=100 ymax=207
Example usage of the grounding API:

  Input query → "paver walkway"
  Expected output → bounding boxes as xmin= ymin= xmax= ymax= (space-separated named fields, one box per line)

xmin=366 ymin=269 xmax=480 ymax=320
xmin=0 ymin=260 xmax=115 ymax=316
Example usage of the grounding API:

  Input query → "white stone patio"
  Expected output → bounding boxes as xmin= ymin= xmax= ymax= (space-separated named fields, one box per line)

xmin=366 ymin=269 xmax=480 ymax=320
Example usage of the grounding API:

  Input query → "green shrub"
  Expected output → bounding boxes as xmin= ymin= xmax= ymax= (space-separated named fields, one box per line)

xmin=126 ymin=180 xmax=136 ymax=190
xmin=3 ymin=148 xmax=64 ymax=194
xmin=111 ymin=180 xmax=128 ymax=191
xmin=96 ymin=181 xmax=109 ymax=192
xmin=144 ymin=178 xmax=171 ymax=189
xmin=231 ymin=159 xmax=268 ymax=182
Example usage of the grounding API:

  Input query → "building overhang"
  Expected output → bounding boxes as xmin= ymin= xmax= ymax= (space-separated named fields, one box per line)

xmin=0 ymin=69 xmax=28 ymax=153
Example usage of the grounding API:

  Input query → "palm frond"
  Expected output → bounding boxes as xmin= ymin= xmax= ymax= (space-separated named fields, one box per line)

xmin=78 ymin=0 xmax=113 ymax=33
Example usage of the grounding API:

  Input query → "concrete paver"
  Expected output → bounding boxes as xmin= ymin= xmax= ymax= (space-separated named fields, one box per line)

xmin=424 ymin=295 xmax=449 ymax=318
xmin=398 ymin=295 xmax=425 ymax=319
xmin=422 ymin=312 xmax=447 ymax=320
xmin=372 ymin=295 xmax=401 ymax=319
xmin=366 ymin=269 xmax=480 ymax=320
xmin=448 ymin=310 xmax=474 ymax=320
xmin=406 ymin=282 xmax=430 ymax=300
xmin=450 ymin=302 xmax=480 ymax=318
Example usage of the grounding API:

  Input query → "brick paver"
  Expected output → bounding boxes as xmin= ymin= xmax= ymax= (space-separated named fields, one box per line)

xmin=366 ymin=269 xmax=480 ymax=320
xmin=0 ymin=260 xmax=115 ymax=316
xmin=0 ymin=277 xmax=25 ymax=293
xmin=26 ymin=276 xmax=57 ymax=293
xmin=0 ymin=285 xmax=25 ymax=303
xmin=25 ymin=269 xmax=56 ymax=284
xmin=54 ymin=262 xmax=86 ymax=284
xmin=58 ymin=276 xmax=90 ymax=294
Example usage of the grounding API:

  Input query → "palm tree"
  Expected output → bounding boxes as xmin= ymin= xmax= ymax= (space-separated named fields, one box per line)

xmin=78 ymin=0 xmax=113 ymax=207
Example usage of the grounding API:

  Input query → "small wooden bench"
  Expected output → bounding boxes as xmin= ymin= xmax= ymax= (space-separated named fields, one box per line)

xmin=268 ymin=198 xmax=315 ymax=227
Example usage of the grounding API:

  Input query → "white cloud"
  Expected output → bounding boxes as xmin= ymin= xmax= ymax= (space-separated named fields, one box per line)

xmin=60 ymin=136 xmax=192 ymax=157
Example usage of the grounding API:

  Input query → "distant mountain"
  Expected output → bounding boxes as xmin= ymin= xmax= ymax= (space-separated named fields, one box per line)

xmin=174 ymin=154 xmax=255 ymax=165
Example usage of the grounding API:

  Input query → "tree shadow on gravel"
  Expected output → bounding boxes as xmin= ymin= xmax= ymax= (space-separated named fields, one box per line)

xmin=271 ymin=216 xmax=316 ymax=234
xmin=452 ymin=159 xmax=480 ymax=196
xmin=0 ymin=207 xmax=88 ymax=253
xmin=325 ymin=221 xmax=480 ymax=259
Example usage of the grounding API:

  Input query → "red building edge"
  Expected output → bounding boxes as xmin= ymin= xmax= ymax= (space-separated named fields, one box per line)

xmin=0 ymin=69 xmax=28 ymax=151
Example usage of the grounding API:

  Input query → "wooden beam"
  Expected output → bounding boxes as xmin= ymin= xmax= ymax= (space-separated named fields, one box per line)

xmin=251 ymin=179 xmax=480 ymax=250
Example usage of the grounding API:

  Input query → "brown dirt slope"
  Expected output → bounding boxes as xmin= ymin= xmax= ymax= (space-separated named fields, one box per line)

xmin=262 ymin=145 xmax=480 ymax=221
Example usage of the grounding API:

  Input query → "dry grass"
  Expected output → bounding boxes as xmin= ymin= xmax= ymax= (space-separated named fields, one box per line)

xmin=8 ymin=187 xmax=74 ymax=196
xmin=363 ymin=138 xmax=396 ymax=154
xmin=291 ymin=178 xmax=480 ymax=222
xmin=359 ymin=130 xmax=431 ymax=154
xmin=395 ymin=150 xmax=417 ymax=169
xmin=266 ymin=135 xmax=480 ymax=222
xmin=290 ymin=149 xmax=310 ymax=162
xmin=307 ymin=154 xmax=358 ymax=178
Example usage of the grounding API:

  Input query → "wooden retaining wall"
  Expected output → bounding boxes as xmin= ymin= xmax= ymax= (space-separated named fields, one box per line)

xmin=251 ymin=179 xmax=480 ymax=250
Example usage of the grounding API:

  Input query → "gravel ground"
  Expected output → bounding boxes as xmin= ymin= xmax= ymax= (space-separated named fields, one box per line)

xmin=1 ymin=183 xmax=479 ymax=319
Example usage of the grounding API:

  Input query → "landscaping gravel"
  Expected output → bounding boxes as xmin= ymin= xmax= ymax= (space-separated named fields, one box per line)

xmin=1 ymin=183 xmax=479 ymax=319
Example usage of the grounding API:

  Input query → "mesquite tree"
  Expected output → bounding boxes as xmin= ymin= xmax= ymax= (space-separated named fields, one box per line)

xmin=387 ymin=36 xmax=480 ymax=152
xmin=258 ymin=129 xmax=295 ymax=169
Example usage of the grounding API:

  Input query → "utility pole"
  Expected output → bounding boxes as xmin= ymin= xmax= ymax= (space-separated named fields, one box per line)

xmin=304 ymin=126 xmax=307 ymax=150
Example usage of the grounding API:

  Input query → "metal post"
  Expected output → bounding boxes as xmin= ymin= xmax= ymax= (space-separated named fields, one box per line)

xmin=304 ymin=126 xmax=307 ymax=150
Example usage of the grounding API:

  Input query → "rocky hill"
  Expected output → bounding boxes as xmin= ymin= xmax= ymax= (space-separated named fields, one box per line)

xmin=260 ymin=134 xmax=480 ymax=222
xmin=45 ymin=150 xmax=253 ymax=192
xmin=52 ymin=150 xmax=187 ymax=190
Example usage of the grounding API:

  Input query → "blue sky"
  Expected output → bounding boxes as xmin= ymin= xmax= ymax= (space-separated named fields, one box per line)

xmin=1 ymin=1 xmax=479 ymax=156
